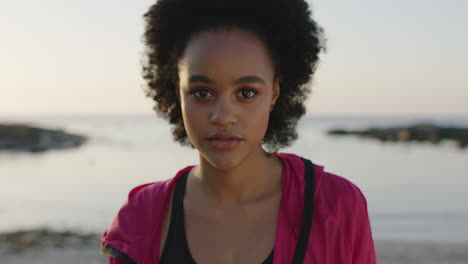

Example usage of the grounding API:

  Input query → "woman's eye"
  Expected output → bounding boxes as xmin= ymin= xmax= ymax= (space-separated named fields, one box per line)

xmin=193 ymin=89 xmax=212 ymax=99
xmin=237 ymin=88 xmax=257 ymax=99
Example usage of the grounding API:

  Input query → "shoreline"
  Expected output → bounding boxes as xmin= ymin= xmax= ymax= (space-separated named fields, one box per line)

xmin=1 ymin=229 xmax=468 ymax=263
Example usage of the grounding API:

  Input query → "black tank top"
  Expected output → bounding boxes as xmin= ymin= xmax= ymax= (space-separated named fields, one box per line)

xmin=160 ymin=171 xmax=274 ymax=264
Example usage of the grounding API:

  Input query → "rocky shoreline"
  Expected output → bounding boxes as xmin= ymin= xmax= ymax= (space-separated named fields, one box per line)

xmin=1 ymin=228 xmax=468 ymax=264
xmin=328 ymin=124 xmax=468 ymax=149
xmin=0 ymin=229 xmax=105 ymax=264
xmin=0 ymin=123 xmax=87 ymax=152
xmin=0 ymin=228 xmax=99 ymax=254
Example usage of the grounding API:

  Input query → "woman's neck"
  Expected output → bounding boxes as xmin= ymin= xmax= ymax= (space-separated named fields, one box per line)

xmin=189 ymin=149 xmax=283 ymax=207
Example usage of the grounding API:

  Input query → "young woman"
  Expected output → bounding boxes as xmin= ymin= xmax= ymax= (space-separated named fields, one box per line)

xmin=100 ymin=0 xmax=376 ymax=263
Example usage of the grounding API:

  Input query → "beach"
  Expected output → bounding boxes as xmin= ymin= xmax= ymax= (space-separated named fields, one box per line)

xmin=1 ymin=229 xmax=467 ymax=264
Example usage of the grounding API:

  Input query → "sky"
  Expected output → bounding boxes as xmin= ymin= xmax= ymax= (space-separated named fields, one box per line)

xmin=0 ymin=0 xmax=467 ymax=116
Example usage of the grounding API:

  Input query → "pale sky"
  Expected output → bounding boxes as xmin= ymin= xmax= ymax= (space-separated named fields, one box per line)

xmin=1 ymin=0 xmax=467 ymax=115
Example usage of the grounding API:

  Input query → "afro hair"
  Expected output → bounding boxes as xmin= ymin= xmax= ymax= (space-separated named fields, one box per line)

xmin=142 ymin=0 xmax=326 ymax=151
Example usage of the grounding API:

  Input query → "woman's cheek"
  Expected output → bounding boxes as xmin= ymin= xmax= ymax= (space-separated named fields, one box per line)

xmin=246 ymin=105 xmax=270 ymax=142
xmin=182 ymin=101 xmax=202 ymax=142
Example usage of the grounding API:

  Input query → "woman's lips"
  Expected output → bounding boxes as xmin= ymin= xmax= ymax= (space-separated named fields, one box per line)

xmin=207 ymin=138 xmax=242 ymax=150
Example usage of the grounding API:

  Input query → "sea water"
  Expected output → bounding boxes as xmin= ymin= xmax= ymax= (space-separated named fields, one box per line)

xmin=1 ymin=114 xmax=467 ymax=242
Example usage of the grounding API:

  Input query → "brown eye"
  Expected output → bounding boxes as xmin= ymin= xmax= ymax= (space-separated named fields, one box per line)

xmin=237 ymin=88 xmax=257 ymax=99
xmin=193 ymin=89 xmax=213 ymax=99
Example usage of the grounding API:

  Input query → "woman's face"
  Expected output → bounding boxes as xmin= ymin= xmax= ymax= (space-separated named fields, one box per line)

xmin=178 ymin=28 xmax=280 ymax=169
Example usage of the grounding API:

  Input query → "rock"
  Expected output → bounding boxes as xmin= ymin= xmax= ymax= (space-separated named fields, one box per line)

xmin=0 ymin=228 xmax=100 ymax=254
xmin=327 ymin=124 xmax=468 ymax=149
xmin=0 ymin=124 xmax=87 ymax=152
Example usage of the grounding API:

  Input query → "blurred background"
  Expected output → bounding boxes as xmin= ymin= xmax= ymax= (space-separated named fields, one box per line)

xmin=1 ymin=0 xmax=467 ymax=263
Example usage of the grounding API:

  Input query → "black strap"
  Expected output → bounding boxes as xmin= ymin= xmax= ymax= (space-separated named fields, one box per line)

xmin=100 ymin=242 xmax=137 ymax=264
xmin=160 ymin=171 xmax=196 ymax=263
xmin=291 ymin=158 xmax=316 ymax=264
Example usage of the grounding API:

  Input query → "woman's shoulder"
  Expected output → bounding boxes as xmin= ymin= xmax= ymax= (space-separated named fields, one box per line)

xmin=313 ymin=167 xmax=376 ymax=263
xmin=314 ymin=167 xmax=370 ymax=224
xmin=319 ymin=170 xmax=366 ymax=201
xmin=276 ymin=152 xmax=368 ymax=213
xmin=100 ymin=166 xmax=195 ymax=262
xmin=110 ymin=166 xmax=195 ymax=223
xmin=276 ymin=152 xmax=367 ymax=202
xmin=126 ymin=165 xmax=195 ymax=202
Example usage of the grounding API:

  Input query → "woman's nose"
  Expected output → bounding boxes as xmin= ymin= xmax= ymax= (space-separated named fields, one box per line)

xmin=209 ymin=99 xmax=237 ymax=127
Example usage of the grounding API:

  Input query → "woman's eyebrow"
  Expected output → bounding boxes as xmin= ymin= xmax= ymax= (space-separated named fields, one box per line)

xmin=188 ymin=75 xmax=265 ymax=85
xmin=233 ymin=76 xmax=265 ymax=85
xmin=189 ymin=75 xmax=214 ymax=84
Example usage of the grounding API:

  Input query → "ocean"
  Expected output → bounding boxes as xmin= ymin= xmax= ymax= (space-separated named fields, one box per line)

xmin=1 ymin=114 xmax=467 ymax=242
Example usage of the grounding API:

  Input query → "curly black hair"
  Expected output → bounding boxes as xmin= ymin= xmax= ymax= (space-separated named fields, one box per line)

xmin=142 ymin=0 xmax=326 ymax=151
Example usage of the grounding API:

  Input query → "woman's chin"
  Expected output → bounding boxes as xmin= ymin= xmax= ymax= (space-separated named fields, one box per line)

xmin=201 ymin=151 xmax=246 ymax=170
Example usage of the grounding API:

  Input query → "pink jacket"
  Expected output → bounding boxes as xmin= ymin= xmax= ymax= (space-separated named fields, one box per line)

xmin=100 ymin=153 xmax=376 ymax=263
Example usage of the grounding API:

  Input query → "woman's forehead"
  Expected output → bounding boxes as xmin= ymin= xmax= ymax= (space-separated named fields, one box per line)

xmin=178 ymin=29 xmax=275 ymax=83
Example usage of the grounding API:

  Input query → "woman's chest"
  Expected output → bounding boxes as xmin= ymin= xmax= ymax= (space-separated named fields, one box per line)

xmin=184 ymin=202 xmax=278 ymax=264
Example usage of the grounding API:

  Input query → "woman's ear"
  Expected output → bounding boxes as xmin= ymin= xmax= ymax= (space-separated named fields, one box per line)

xmin=272 ymin=76 xmax=281 ymax=105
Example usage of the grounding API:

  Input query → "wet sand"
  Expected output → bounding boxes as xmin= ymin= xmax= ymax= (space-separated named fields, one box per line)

xmin=1 ymin=229 xmax=467 ymax=263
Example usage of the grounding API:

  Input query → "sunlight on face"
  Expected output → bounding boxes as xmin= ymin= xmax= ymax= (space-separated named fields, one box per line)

xmin=178 ymin=28 xmax=280 ymax=169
